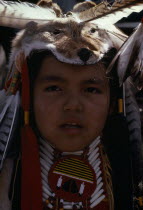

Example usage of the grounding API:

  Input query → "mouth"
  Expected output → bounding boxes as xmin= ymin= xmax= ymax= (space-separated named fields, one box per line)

xmin=60 ymin=123 xmax=83 ymax=129
xmin=59 ymin=123 xmax=83 ymax=135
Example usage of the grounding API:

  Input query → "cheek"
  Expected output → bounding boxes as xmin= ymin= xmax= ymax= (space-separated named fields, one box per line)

xmin=87 ymin=94 xmax=110 ymax=132
xmin=33 ymin=90 xmax=60 ymax=134
xmin=33 ymin=89 xmax=50 ymax=130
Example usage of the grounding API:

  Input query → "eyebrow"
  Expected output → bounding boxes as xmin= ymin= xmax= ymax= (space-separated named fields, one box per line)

xmin=40 ymin=75 xmax=66 ymax=83
xmin=40 ymin=75 xmax=105 ymax=85
xmin=82 ymin=78 xmax=105 ymax=85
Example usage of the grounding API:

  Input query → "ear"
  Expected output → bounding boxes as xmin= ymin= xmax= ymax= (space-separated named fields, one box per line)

xmin=37 ymin=0 xmax=53 ymax=7
xmin=73 ymin=1 xmax=96 ymax=13
xmin=37 ymin=0 xmax=63 ymax=17
xmin=25 ymin=21 xmax=38 ymax=34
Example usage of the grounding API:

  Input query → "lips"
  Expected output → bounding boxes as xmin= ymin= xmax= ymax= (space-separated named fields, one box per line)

xmin=60 ymin=123 xmax=83 ymax=129
xmin=59 ymin=121 xmax=83 ymax=135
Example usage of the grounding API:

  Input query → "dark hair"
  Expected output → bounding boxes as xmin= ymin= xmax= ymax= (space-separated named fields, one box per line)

xmin=27 ymin=50 xmax=53 ymax=132
xmin=27 ymin=50 xmax=54 ymax=82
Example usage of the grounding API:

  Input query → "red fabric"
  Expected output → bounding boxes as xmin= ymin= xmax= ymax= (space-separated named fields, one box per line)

xmin=21 ymin=125 xmax=43 ymax=210
xmin=21 ymin=60 xmax=43 ymax=210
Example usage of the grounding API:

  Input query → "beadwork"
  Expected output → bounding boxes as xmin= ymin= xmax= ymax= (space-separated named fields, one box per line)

xmin=39 ymin=137 xmax=113 ymax=209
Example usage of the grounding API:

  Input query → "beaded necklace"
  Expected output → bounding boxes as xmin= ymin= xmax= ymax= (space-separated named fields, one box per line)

xmin=39 ymin=137 xmax=114 ymax=210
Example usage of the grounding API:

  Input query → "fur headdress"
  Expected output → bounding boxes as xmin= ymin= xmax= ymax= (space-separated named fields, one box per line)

xmin=0 ymin=0 xmax=143 ymax=209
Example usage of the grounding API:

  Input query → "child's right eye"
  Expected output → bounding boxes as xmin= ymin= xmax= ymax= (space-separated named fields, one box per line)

xmin=44 ymin=85 xmax=62 ymax=92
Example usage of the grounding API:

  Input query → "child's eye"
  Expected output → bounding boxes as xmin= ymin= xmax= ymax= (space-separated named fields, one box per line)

xmin=85 ymin=87 xmax=101 ymax=94
xmin=44 ymin=85 xmax=62 ymax=92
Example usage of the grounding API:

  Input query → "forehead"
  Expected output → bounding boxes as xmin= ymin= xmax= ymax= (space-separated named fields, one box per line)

xmin=38 ymin=56 xmax=108 ymax=82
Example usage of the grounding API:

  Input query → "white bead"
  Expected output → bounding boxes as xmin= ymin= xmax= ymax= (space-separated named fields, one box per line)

xmin=63 ymin=205 xmax=73 ymax=209
xmin=40 ymin=152 xmax=53 ymax=165
xmin=63 ymin=201 xmax=73 ymax=205
xmin=79 ymin=182 xmax=85 ymax=195
xmin=89 ymin=148 xmax=99 ymax=163
xmin=89 ymin=137 xmax=100 ymax=148
xmin=90 ymin=195 xmax=105 ymax=208
xmin=93 ymin=160 xmax=101 ymax=171
xmin=88 ymin=139 xmax=100 ymax=154
xmin=40 ymin=146 xmax=54 ymax=160
xmin=89 ymin=152 xmax=99 ymax=167
xmin=92 ymin=158 xmax=100 ymax=168
xmin=97 ymin=177 xmax=102 ymax=185
xmin=40 ymin=138 xmax=54 ymax=153
xmin=57 ymin=176 xmax=63 ymax=187
xmin=41 ymin=171 xmax=48 ymax=183
xmin=90 ymin=189 xmax=104 ymax=203
xmin=42 ymin=192 xmax=49 ymax=200
xmin=48 ymin=203 xmax=53 ymax=209
xmin=96 ymin=170 xmax=102 ymax=178
xmin=95 ymin=166 xmax=100 ymax=174
xmin=40 ymin=158 xmax=50 ymax=171
xmin=41 ymin=167 xmax=48 ymax=177
xmin=43 ymin=185 xmax=52 ymax=196
xmin=42 ymin=179 xmax=51 ymax=192
xmin=91 ymin=182 xmax=103 ymax=198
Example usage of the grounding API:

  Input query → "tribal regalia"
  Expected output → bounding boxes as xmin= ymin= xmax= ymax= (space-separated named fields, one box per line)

xmin=0 ymin=0 xmax=143 ymax=210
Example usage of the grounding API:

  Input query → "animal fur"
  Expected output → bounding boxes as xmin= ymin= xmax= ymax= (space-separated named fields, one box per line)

xmin=37 ymin=0 xmax=62 ymax=17
xmin=73 ymin=1 xmax=97 ymax=13
xmin=9 ymin=18 xmax=126 ymax=68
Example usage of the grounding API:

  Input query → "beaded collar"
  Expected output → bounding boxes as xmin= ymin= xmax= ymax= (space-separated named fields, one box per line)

xmin=39 ymin=137 xmax=114 ymax=209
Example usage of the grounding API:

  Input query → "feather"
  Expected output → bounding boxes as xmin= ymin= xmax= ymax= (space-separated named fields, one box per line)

xmin=125 ymin=78 xmax=143 ymax=193
xmin=107 ymin=20 xmax=143 ymax=90
xmin=0 ymin=90 xmax=20 ymax=171
xmin=0 ymin=0 xmax=57 ymax=29
xmin=0 ymin=45 xmax=6 ymax=89
xmin=74 ymin=0 xmax=143 ymax=25
xmin=0 ymin=45 xmax=6 ymax=68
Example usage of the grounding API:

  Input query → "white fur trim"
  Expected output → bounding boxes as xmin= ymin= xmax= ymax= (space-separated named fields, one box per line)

xmin=9 ymin=37 xmax=113 ymax=70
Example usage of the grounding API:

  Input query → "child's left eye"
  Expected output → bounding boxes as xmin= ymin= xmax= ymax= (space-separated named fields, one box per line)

xmin=85 ymin=87 xmax=101 ymax=94
xmin=44 ymin=85 xmax=62 ymax=92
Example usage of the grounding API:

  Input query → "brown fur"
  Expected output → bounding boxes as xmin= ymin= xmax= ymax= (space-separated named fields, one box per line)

xmin=12 ymin=18 xmax=126 ymax=65
xmin=73 ymin=1 xmax=96 ymax=13
xmin=37 ymin=0 xmax=62 ymax=17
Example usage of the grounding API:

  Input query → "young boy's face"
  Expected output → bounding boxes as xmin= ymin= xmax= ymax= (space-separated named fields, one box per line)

xmin=33 ymin=56 xmax=110 ymax=152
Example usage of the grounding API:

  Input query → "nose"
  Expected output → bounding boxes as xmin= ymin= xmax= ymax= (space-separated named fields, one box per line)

xmin=77 ymin=48 xmax=92 ymax=62
xmin=63 ymin=94 xmax=83 ymax=112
